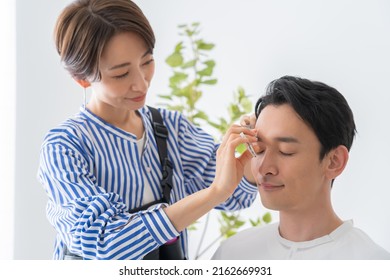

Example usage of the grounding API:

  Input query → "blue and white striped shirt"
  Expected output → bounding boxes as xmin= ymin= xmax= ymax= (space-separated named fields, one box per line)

xmin=38 ymin=106 xmax=257 ymax=259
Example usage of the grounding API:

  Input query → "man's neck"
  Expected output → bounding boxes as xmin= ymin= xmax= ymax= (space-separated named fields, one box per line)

xmin=278 ymin=209 xmax=343 ymax=242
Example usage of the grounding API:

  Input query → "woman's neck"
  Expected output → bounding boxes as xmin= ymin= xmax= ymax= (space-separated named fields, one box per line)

xmin=86 ymin=102 xmax=144 ymax=139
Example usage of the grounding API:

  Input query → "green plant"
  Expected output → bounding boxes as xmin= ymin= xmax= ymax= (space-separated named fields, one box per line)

xmin=158 ymin=22 xmax=272 ymax=259
xmin=158 ymin=22 xmax=217 ymax=127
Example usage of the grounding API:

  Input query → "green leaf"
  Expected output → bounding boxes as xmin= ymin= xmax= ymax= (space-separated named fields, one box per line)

xmin=249 ymin=218 xmax=261 ymax=227
xmin=225 ymin=212 xmax=237 ymax=221
xmin=196 ymin=39 xmax=215 ymax=50
xmin=203 ymin=60 xmax=216 ymax=68
xmin=181 ymin=59 xmax=197 ymax=69
xmin=185 ymin=29 xmax=195 ymax=37
xmin=207 ymin=117 xmax=229 ymax=134
xmin=165 ymin=52 xmax=184 ymax=67
xmin=176 ymin=86 xmax=193 ymax=98
xmin=237 ymin=86 xmax=246 ymax=100
xmin=192 ymin=111 xmax=210 ymax=121
xmin=174 ymin=42 xmax=184 ymax=53
xmin=187 ymin=220 xmax=200 ymax=231
xmin=262 ymin=212 xmax=272 ymax=224
xmin=229 ymin=104 xmax=241 ymax=118
xmin=241 ymin=97 xmax=252 ymax=113
xmin=220 ymin=211 xmax=229 ymax=221
xmin=157 ymin=94 xmax=172 ymax=100
xmin=187 ymin=224 xmax=197 ymax=231
xmin=234 ymin=220 xmax=245 ymax=228
xmin=193 ymin=89 xmax=203 ymax=103
xmin=201 ymin=79 xmax=218 ymax=85
xmin=207 ymin=121 xmax=224 ymax=131
xmin=197 ymin=66 xmax=213 ymax=77
xmin=225 ymin=230 xmax=237 ymax=238
xmin=169 ymin=72 xmax=188 ymax=86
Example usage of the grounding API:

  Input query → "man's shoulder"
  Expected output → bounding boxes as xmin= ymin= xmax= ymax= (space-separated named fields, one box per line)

xmin=212 ymin=223 xmax=278 ymax=259
xmin=231 ymin=223 xmax=278 ymax=241
xmin=332 ymin=221 xmax=390 ymax=259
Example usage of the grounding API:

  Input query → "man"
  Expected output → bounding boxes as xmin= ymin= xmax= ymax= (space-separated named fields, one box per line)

xmin=212 ymin=76 xmax=390 ymax=259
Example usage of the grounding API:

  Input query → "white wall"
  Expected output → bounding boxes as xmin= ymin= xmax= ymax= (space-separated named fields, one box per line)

xmin=0 ymin=0 xmax=16 ymax=260
xmin=13 ymin=0 xmax=79 ymax=259
xmin=13 ymin=0 xmax=390 ymax=259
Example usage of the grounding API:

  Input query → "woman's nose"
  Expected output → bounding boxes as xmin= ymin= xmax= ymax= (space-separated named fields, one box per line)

xmin=130 ymin=68 xmax=148 ymax=92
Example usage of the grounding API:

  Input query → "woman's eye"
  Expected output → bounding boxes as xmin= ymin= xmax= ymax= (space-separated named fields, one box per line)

xmin=143 ymin=58 xmax=154 ymax=66
xmin=113 ymin=72 xmax=129 ymax=79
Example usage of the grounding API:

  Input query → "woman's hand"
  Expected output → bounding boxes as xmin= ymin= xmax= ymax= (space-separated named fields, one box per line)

xmin=240 ymin=113 xmax=257 ymax=129
xmin=211 ymin=125 xmax=257 ymax=201
xmin=239 ymin=113 xmax=258 ymax=183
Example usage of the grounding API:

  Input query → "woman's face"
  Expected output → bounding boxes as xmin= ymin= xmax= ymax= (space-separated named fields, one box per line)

xmin=89 ymin=32 xmax=155 ymax=111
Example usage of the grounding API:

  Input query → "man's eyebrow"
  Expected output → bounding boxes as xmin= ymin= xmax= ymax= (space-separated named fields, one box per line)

xmin=108 ymin=49 xmax=153 ymax=71
xmin=275 ymin=137 xmax=300 ymax=143
xmin=257 ymin=136 xmax=300 ymax=143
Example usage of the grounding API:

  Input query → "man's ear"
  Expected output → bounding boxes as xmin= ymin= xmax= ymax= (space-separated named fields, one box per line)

xmin=75 ymin=79 xmax=91 ymax=88
xmin=325 ymin=145 xmax=349 ymax=180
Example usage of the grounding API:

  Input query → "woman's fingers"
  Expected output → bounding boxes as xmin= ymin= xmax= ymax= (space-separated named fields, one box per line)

xmin=220 ymin=124 xmax=257 ymax=149
xmin=213 ymin=125 xmax=257 ymax=197
xmin=239 ymin=113 xmax=256 ymax=129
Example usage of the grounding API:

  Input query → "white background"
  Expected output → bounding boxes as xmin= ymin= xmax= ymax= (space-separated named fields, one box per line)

xmin=3 ymin=0 xmax=389 ymax=259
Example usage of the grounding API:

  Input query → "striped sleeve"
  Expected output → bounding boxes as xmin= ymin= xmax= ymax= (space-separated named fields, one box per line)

xmin=172 ymin=111 xmax=258 ymax=211
xmin=38 ymin=128 xmax=178 ymax=260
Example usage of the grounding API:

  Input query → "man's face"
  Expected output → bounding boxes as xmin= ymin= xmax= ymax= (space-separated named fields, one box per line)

xmin=251 ymin=104 xmax=329 ymax=214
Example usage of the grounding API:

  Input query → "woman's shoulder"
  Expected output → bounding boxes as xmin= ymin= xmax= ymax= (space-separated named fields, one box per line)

xmin=142 ymin=106 xmax=183 ymax=125
xmin=42 ymin=111 xmax=89 ymax=144
xmin=141 ymin=106 xmax=189 ymax=137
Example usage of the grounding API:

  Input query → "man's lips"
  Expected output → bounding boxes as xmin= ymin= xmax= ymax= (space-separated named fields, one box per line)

xmin=258 ymin=183 xmax=285 ymax=191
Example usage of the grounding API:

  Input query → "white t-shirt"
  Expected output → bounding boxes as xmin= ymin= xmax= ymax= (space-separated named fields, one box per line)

xmin=212 ymin=220 xmax=390 ymax=260
xmin=135 ymin=133 xmax=154 ymax=205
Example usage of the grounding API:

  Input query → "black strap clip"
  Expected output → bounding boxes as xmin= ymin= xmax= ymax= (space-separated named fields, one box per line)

xmin=153 ymin=122 xmax=168 ymax=139
xmin=161 ymin=158 xmax=173 ymax=203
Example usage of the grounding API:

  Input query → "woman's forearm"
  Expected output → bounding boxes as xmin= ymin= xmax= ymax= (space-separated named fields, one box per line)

xmin=164 ymin=183 xmax=225 ymax=232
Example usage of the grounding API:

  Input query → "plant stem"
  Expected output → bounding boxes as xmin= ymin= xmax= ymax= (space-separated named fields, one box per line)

xmin=195 ymin=234 xmax=223 ymax=260
xmin=194 ymin=212 xmax=210 ymax=259
xmin=188 ymin=29 xmax=199 ymax=122
xmin=194 ymin=211 xmax=242 ymax=260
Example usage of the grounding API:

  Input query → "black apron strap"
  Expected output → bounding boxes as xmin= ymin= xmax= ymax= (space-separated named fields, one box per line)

xmin=147 ymin=106 xmax=174 ymax=204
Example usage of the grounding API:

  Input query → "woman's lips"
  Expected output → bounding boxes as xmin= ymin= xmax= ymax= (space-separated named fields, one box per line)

xmin=127 ymin=94 xmax=146 ymax=102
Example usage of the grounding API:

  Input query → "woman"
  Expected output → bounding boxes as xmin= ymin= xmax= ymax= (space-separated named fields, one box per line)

xmin=38 ymin=0 xmax=258 ymax=260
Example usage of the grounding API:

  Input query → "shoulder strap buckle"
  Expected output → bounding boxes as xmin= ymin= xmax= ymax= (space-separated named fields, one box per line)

xmin=153 ymin=122 xmax=168 ymax=139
